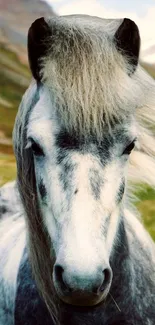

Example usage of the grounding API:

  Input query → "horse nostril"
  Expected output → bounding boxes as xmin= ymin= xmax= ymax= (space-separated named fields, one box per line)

xmin=54 ymin=264 xmax=72 ymax=293
xmin=99 ymin=268 xmax=112 ymax=292
xmin=54 ymin=263 xmax=112 ymax=299
xmin=55 ymin=264 xmax=64 ymax=280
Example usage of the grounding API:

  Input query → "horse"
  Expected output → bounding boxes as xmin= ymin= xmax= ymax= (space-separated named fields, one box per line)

xmin=1 ymin=14 xmax=155 ymax=325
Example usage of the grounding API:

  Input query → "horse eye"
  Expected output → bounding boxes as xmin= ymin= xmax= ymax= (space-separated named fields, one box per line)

xmin=122 ymin=140 xmax=135 ymax=155
xmin=31 ymin=141 xmax=44 ymax=157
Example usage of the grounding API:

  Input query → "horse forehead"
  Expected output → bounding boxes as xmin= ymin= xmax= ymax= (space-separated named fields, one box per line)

xmin=28 ymin=87 xmax=56 ymax=123
xmin=27 ymin=88 xmax=136 ymax=150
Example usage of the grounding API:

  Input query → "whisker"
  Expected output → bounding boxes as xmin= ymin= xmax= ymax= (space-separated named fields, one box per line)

xmin=109 ymin=293 xmax=121 ymax=312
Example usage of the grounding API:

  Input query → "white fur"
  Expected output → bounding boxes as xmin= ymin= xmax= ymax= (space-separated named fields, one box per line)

xmin=0 ymin=213 xmax=26 ymax=324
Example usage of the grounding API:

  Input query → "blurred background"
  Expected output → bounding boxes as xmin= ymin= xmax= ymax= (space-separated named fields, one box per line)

xmin=0 ymin=0 xmax=155 ymax=237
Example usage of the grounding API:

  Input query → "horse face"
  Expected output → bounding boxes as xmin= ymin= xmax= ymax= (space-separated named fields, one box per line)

xmin=26 ymin=88 xmax=136 ymax=306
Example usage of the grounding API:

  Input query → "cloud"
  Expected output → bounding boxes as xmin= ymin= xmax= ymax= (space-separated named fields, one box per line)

xmin=46 ymin=0 xmax=63 ymax=3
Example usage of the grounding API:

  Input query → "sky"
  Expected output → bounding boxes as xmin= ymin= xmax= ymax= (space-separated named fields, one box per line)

xmin=45 ymin=0 xmax=155 ymax=63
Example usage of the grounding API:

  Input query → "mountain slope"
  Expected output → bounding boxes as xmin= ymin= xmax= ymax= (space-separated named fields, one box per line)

xmin=0 ymin=0 xmax=55 ymax=185
xmin=0 ymin=0 xmax=56 ymax=62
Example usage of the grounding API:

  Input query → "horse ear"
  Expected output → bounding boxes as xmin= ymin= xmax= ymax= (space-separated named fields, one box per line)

xmin=28 ymin=17 xmax=51 ymax=81
xmin=114 ymin=18 xmax=140 ymax=71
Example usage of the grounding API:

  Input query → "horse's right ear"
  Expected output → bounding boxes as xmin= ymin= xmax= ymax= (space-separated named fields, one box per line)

xmin=28 ymin=17 xmax=51 ymax=81
xmin=114 ymin=18 xmax=140 ymax=72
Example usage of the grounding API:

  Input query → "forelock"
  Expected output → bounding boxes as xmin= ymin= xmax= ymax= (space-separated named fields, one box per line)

xmin=40 ymin=16 xmax=141 ymax=140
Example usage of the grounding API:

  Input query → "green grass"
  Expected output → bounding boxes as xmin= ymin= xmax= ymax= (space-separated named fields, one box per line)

xmin=135 ymin=186 xmax=155 ymax=240
xmin=0 ymin=153 xmax=16 ymax=186
xmin=138 ymin=200 xmax=155 ymax=240
xmin=0 ymin=44 xmax=30 ymax=78
xmin=141 ymin=61 xmax=155 ymax=79
xmin=0 ymin=71 xmax=27 ymax=137
xmin=0 ymin=45 xmax=26 ymax=186
xmin=0 ymin=104 xmax=18 ymax=138
xmin=0 ymin=44 xmax=30 ymax=137
xmin=0 ymin=71 xmax=25 ymax=104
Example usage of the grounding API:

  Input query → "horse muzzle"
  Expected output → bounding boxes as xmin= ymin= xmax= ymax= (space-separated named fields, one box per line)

xmin=53 ymin=262 xmax=112 ymax=306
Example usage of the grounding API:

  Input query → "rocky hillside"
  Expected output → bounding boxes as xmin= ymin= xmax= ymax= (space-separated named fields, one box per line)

xmin=0 ymin=0 xmax=55 ymax=185
xmin=141 ymin=61 xmax=155 ymax=79
xmin=0 ymin=0 xmax=56 ymax=62
xmin=0 ymin=0 xmax=56 ymax=142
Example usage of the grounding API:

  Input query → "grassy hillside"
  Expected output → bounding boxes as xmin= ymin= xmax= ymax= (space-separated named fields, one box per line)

xmin=141 ymin=61 xmax=155 ymax=79
xmin=0 ymin=44 xmax=155 ymax=240
xmin=135 ymin=186 xmax=155 ymax=239
xmin=0 ymin=44 xmax=30 ymax=185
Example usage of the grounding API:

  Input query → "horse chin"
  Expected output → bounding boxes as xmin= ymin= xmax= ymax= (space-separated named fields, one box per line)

xmin=57 ymin=290 xmax=108 ymax=307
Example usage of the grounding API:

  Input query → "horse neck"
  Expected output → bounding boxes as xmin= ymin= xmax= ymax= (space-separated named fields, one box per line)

xmin=109 ymin=211 xmax=155 ymax=322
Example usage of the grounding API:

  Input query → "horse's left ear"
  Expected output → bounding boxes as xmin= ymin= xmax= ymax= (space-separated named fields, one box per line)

xmin=114 ymin=18 xmax=140 ymax=72
xmin=28 ymin=17 xmax=52 ymax=81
